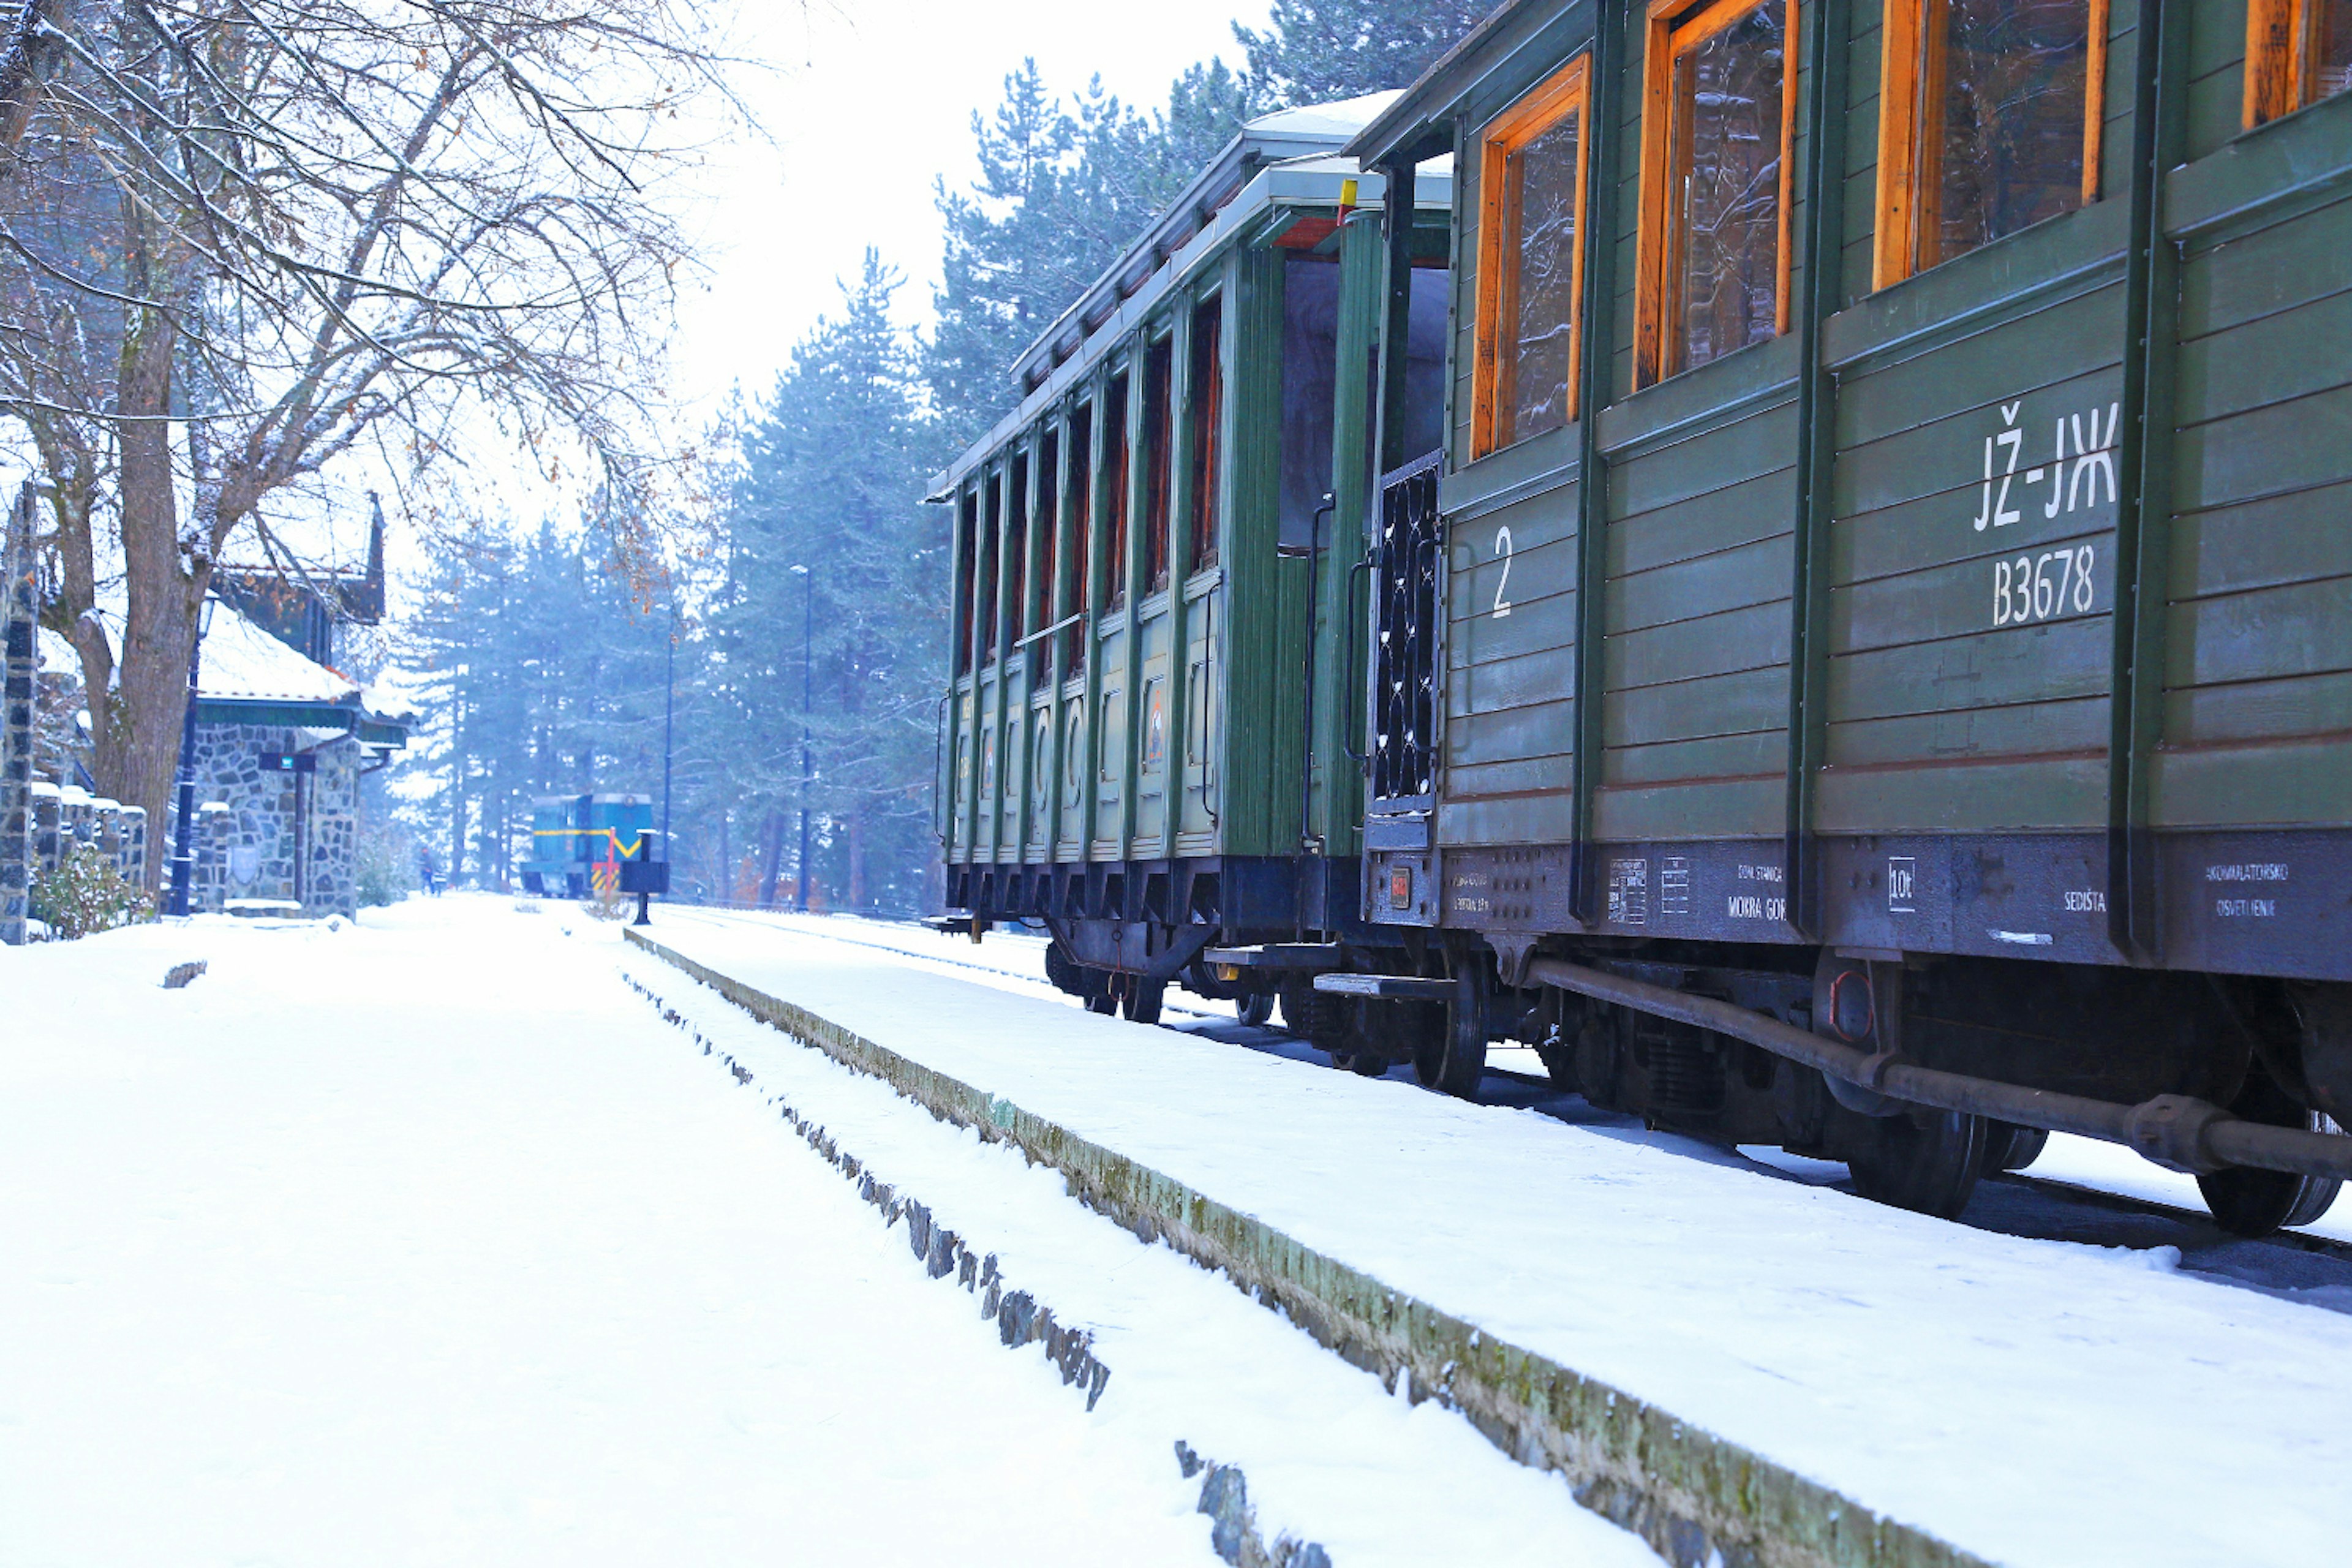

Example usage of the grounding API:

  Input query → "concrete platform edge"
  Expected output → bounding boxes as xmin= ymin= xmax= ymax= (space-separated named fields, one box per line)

xmin=624 ymin=926 xmax=1994 ymax=1568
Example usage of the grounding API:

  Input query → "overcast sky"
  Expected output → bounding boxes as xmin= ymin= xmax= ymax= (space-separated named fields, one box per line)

xmin=669 ymin=0 xmax=1270 ymax=417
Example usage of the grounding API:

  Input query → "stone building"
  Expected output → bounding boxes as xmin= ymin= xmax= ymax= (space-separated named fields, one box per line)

xmin=174 ymin=605 xmax=413 ymax=917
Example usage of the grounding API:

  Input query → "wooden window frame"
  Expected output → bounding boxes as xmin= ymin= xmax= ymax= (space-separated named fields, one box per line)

xmin=1472 ymin=53 xmax=1593 ymax=459
xmin=2246 ymin=0 xmax=2345 ymax=126
xmin=1874 ymin=0 xmax=2108 ymax=291
xmin=1632 ymin=0 xmax=1800 ymax=390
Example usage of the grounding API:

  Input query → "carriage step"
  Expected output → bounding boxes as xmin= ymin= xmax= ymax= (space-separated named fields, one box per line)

xmin=1311 ymin=973 xmax=1455 ymax=1001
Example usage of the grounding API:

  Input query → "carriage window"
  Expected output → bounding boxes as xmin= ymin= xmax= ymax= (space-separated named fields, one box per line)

xmin=1474 ymin=55 xmax=1590 ymax=458
xmin=2246 ymin=0 xmax=2352 ymax=126
xmin=1005 ymin=454 xmax=1028 ymax=676
xmin=1142 ymin=335 xmax=1175 ymax=594
xmin=1065 ymin=412 xmax=1091 ymax=676
xmin=1188 ymin=296 xmax=1223 ymax=575
xmin=1104 ymin=373 xmax=1131 ymax=610
xmin=978 ymin=472 xmax=1003 ymax=666
xmin=1278 ymin=256 xmax=1339 ymax=553
xmin=954 ymin=491 xmax=976 ymax=676
xmin=1031 ymin=431 xmax=1060 ymax=684
xmin=1876 ymin=0 xmax=2103 ymax=289
xmin=1637 ymin=0 xmax=1795 ymax=386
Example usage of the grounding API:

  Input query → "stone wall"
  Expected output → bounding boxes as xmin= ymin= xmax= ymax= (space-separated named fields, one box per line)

xmin=169 ymin=721 xmax=364 ymax=916
xmin=1 ymin=484 xmax=35 ymax=946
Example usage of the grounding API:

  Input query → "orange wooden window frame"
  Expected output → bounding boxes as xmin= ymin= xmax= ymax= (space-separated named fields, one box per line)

xmin=1471 ymin=53 xmax=1593 ymax=460
xmin=1632 ymin=0 xmax=1800 ymax=390
xmin=1874 ymin=0 xmax=2108 ymax=291
xmin=2245 ymin=0 xmax=2344 ymax=126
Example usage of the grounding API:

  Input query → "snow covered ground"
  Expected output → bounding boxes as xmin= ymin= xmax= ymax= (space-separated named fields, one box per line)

xmin=642 ymin=907 xmax=2352 ymax=1568
xmin=0 ymin=898 xmax=1657 ymax=1568
xmin=662 ymin=905 xmax=2352 ymax=1249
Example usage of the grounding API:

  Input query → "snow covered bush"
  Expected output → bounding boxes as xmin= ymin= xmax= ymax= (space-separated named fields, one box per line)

xmin=354 ymin=832 xmax=410 ymax=908
xmin=29 ymin=842 xmax=154 ymax=940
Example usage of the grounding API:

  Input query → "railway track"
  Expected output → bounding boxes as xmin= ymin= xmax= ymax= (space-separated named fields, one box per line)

xmin=666 ymin=908 xmax=2352 ymax=1302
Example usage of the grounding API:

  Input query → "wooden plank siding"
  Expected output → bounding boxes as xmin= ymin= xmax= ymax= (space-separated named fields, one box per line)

xmin=2157 ymin=152 xmax=2352 ymax=829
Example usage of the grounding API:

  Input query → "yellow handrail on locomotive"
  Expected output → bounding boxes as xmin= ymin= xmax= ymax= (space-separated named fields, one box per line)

xmin=532 ymin=826 xmax=657 ymax=861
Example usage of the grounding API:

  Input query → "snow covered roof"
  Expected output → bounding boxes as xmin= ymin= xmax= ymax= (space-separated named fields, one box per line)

xmin=198 ymin=605 xmax=360 ymax=705
xmin=194 ymin=601 xmax=414 ymax=742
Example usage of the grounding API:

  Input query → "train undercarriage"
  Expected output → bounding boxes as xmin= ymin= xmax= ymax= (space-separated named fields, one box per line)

xmin=1024 ymin=910 xmax=2350 ymax=1238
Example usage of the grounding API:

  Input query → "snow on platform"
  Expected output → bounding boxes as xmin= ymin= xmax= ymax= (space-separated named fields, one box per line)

xmin=639 ymin=910 xmax=2352 ymax=1568
xmin=0 ymin=899 xmax=1656 ymax=1568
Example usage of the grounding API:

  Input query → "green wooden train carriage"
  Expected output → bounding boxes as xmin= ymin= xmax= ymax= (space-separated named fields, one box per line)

xmin=933 ymin=97 xmax=1453 ymax=1017
xmin=1332 ymin=0 xmax=2352 ymax=1223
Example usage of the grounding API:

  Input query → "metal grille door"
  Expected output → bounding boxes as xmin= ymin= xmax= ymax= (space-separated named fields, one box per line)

xmin=1370 ymin=451 xmax=1442 ymax=806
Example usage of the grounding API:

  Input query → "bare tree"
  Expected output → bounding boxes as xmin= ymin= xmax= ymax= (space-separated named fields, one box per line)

xmin=0 ymin=1 xmax=742 ymax=884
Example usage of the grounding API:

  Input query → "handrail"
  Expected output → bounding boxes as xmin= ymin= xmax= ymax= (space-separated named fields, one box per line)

xmin=1012 ymin=610 xmax=1086 ymax=651
xmin=1343 ymin=555 xmax=1372 ymax=767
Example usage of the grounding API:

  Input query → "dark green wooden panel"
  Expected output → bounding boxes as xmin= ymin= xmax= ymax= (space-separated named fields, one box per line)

xmin=1608 ymin=534 xmax=1793 ymax=635
xmin=1607 ymin=403 xmax=1799 ymax=519
xmin=1825 ymin=614 xmax=2111 ymax=720
xmin=1834 ymin=363 xmax=2124 ymax=519
xmin=1447 ymin=701 xmax=1575 ymax=765
xmin=2152 ymin=734 xmax=2352 ymax=829
xmin=1605 ymin=600 xmax=1790 ymax=691
xmin=2185 ymin=64 xmax=2250 ymax=165
xmin=2169 ymin=478 xmax=2352 ymax=598
xmin=1815 ymin=754 xmax=2106 ymax=832
xmin=2177 ymin=284 xmax=2352 ymax=426
xmin=2184 ymin=0 xmax=2247 ymax=78
xmin=2164 ymin=668 xmax=2352 ymax=745
xmin=1453 ymin=507 xmax=1577 ymax=609
xmin=2177 ymin=190 xmax=2352 ymax=337
xmin=1450 ymin=753 xmax=1575 ymax=799
xmin=2172 ymin=382 xmax=2352 ymax=513
xmin=1594 ymin=774 xmax=1783 ymax=839
xmin=1605 ymin=469 xmax=1793 ymax=576
xmin=1452 ymin=642 xmax=1577 ymax=715
xmin=1835 ymin=474 xmax=2119 ymax=588
xmin=1826 ymin=694 xmax=2108 ymax=768
xmin=1833 ymin=525 xmax=2111 ymax=652
xmin=1836 ymin=287 xmax=2124 ymax=448
xmin=1439 ymin=791 xmax=1578 ymax=846
xmin=1604 ymin=729 xmax=1787 ymax=787
xmin=2163 ymin=575 xmax=2352 ymax=688
xmin=1450 ymin=579 xmax=1578 ymax=666
xmin=1605 ymin=665 xmax=1788 ymax=747
xmin=2098 ymin=23 xmax=2140 ymax=202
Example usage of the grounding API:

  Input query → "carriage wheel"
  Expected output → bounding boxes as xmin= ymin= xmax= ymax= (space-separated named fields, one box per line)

xmin=1981 ymin=1122 xmax=2050 ymax=1174
xmin=1238 ymin=993 xmax=1275 ymax=1028
xmin=2197 ymin=1070 xmax=2343 ymax=1237
xmin=1846 ymin=1108 xmax=1991 ymax=1219
xmin=1412 ymin=971 xmax=1488 ymax=1099
xmin=1121 ymin=979 xmax=1164 ymax=1025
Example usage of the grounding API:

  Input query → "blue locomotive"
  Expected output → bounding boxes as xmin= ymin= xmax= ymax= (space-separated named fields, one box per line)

xmin=520 ymin=793 xmax=656 ymax=899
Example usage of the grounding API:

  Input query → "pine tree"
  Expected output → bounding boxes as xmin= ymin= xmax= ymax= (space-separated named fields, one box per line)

xmin=1232 ymin=0 xmax=1494 ymax=107
xmin=705 ymin=252 xmax=952 ymax=911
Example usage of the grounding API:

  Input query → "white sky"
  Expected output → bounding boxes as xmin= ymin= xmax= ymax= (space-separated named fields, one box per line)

xmin=668 ymin=0 xmax=1270 ymax=415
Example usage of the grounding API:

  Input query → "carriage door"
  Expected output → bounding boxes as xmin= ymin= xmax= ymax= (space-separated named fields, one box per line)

xmin=1365 ymin=450 xmax=1441 ymax=923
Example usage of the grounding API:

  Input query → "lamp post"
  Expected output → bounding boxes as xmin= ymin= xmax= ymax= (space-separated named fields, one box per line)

xmin=167 ymin=595 xmax=218 ymax=918
xmin=660 ymin=597 xmax=675 ymax=875
xmin=789 ymin=563 xmax=812 ymax=913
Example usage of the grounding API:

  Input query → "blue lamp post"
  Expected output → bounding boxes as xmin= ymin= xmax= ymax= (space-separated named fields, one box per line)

xmin=167 ymin=595 xmax=217 ymax=918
